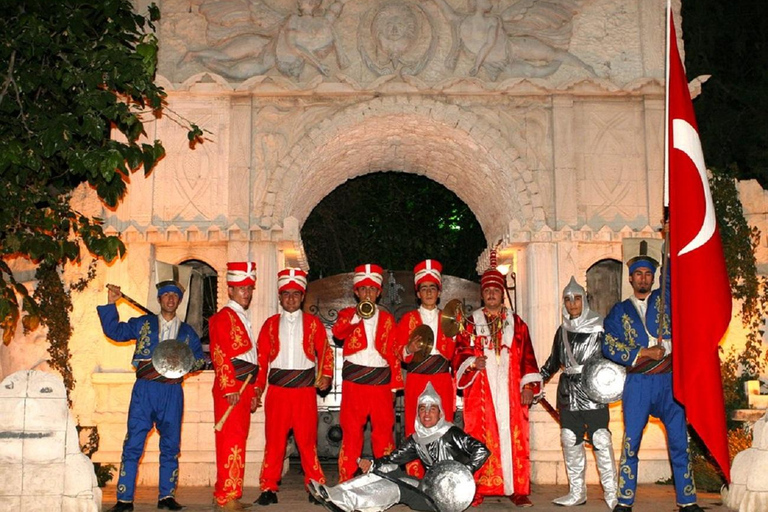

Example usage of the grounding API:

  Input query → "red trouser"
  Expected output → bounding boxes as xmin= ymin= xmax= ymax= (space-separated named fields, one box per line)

xmin=403 ymin=372 xmax=456 ymax=477
xmin=213 ymin=384 xmax=255 ymax=505
xmin=259 ymin=385 xmax=325 ymax=491
xmin=338 ymin=381 xmax=395 ymax=482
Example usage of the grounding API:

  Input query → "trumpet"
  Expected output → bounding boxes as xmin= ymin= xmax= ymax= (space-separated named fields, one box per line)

xmin=356 ymin=300 xmax=376 ymax=320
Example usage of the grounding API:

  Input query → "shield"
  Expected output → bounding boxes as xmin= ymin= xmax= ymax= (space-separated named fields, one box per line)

xmin=419 ymin=460 xmax=476 ymax=512
xmin=151 ymin=339 xmax=195 ymax=379
xmin=582 ymin=357 xmax=626 ymax=404
xmin=410 ymin=324 xmax=435 ymax=364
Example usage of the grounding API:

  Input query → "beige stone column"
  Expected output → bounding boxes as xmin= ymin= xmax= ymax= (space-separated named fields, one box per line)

xmin=519 ymin=242 xmax=560 ymax=359
xmin=644 ymin=97 xmax=665 ymax=224
xmin=228 ymin=96 xmax=252 ymax=223
xmin=552 ymin=96 xmax=578 ymax=228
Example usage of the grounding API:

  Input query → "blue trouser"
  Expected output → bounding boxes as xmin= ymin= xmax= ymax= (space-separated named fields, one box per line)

xmin=618 ymin=372 xmax=696 ymax=506
xmin=116 ymin=378 xmax=183 ymax=502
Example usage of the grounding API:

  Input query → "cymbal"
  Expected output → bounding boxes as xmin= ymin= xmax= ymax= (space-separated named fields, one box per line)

xmin=441 ymin=299 xmax=464 ymax=338
xmin=410 ymin=324 xmax=434 ymax=364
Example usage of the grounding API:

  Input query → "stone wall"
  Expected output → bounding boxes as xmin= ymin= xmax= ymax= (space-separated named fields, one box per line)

xmin=0 ymin=0 xmax=730 ymax=488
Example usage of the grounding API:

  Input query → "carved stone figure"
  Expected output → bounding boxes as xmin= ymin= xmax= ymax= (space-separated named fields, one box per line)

xmin=358 ymin=1 xmax=436 ymax=77
xmin=0 ymin=370 xmax=102 ymax=511
xmin=182 ymin=0 xmax=350 ymax=80
xmin=430 ymin=0 xmax=596 ymax=80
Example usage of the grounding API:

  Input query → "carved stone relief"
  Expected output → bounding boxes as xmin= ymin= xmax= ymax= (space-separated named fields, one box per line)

xmin=163 ymin=0 xmax=625 ymax=85
xmin=179 ymin=0 xmax=349 ymax=80
xmin=578 ymin=103 xmax=647 ymax=227
xmin=357 ymin=1 xmax=436 ymax=77
xmin=429 ymin=0 xmax=595 ymax=80
xmin=153 ymin=108 xmax=228 ymax=224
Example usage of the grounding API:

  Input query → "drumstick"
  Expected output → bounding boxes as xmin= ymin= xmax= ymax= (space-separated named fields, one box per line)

xmin=214 ymin=374 xmax=252 ymax=432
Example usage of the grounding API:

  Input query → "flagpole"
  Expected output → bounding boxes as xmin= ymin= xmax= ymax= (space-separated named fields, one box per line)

xmin=659 ymin=0 xmax=672 ymax=344
xmin=663 ymin=0 xmax=671 ymax=210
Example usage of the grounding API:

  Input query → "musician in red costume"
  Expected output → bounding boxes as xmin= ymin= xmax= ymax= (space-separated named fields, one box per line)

xmin=210 ymin=262 xmax=260 ymax=511
xmin=331 ymin=264 xmax=404 ymax=482
xmin=395 ymin=259 xmax=456 ymax=477
xmin=254 ymin=268 xmax=335 ymax=506
xmin=453 ymin=268 xmax=542 ymax=508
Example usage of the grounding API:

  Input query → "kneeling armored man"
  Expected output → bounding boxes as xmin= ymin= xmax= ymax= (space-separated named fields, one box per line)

xmin=310 ymin=383 xmax=489 ymax=512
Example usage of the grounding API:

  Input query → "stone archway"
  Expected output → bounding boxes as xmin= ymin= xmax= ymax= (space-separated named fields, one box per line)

xmin=259 ymin=96 xmax=547 ymax=242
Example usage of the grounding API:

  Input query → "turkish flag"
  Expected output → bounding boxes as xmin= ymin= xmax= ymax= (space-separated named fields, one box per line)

xmin=667 ymin=16 xmax=732 ymax=482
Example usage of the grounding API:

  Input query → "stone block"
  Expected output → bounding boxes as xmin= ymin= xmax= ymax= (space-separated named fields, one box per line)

xmin=20 ymin=494 xmax=63 ymax=511
xmin=0 ymin=496 xmax=21 ymax=512
xmin=0 ymin=437 xmax=22 ymax=465
xmin=23 ymin=462 xmax=66 ymax=495
xmin=0 ymin=463 xmax=22 ymax=495
xmin=0 ymin=398 xmax=24 ymax=431
xmin=24 ymin=397 xmax=70 ymax=432
xmin=23 ymin=431 xmax=66 ymax=463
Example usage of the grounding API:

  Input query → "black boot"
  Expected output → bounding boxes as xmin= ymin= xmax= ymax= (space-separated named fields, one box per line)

xmin=255 ymin=490 xmax=278 ymax=506
xmin=106 ymin=502 xmax=134 ymax=512
xmin=158 ymin=496 xmax=185 ymax=510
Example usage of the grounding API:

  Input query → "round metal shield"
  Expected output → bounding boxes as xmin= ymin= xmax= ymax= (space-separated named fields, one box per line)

xmin=419 ymin=460 xmax=476 ymax=512
xmin=582 ymin=357 xmax=626 ymax=404
xmin=151 ymin=339 xmax=195 ymax=379
xmin=441 ymin=299 xmax=464 ymax=338
xmin=410 ymin=324 xmax=435 ymax=364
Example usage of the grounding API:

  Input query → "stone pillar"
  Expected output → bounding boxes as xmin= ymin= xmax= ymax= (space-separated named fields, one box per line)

xmin=228 ymin=96 xmax=252 ymax=224
xmin=520 ymin=242 xmax=560 ymax=358
xmin=644 ymin=97 xmax=665 ymax=224
xmin=552 ymin=97 xmax=578 ymax=228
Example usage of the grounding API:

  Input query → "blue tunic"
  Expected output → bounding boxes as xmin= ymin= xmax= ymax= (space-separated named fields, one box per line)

xmin=602 ymin=277 xmax=696 ymax=507
xmin=97 ymin=304 xmax=204 ymax=502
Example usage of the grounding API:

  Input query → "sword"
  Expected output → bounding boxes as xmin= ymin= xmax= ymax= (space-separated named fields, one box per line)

xmin=106 ymin=284 xmax=154 ymax=315
xmin=537 ymin=396 xmax=560 ymax=424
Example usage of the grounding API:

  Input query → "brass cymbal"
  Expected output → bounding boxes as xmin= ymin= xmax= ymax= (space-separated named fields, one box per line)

xmin=441 ymin=299 xmax=464 ymax=338
xmin=410 ymin=324 xmax=435 ymax=364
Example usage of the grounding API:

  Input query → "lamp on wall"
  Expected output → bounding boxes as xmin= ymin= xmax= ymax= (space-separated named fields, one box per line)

xmin=491 ymin=247 xmax=517 ymax=311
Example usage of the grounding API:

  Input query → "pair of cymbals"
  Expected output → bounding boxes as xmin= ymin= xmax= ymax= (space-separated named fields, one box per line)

xmin=440 ymin=299 xmax=465 ymax=338
xmin=409 ymin=324 xmax=435 ymax=364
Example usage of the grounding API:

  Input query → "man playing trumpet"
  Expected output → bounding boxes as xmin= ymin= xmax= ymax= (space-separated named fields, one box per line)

xmin=395 ymin=259 xmax=456 ymax=477
xmin=210 ymin=262 xmax=260 ymax=511
xmin=253 ymin=268 xmax=334 ymax=505
xmin=332 ymin=264 xmax=404 ymax=482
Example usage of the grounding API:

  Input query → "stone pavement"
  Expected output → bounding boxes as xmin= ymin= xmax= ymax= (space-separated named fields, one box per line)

xmin=101 ymin=464 xmax=727 ymax=512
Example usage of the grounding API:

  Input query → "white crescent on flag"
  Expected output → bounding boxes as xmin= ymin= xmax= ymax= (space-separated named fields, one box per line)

xmin=673 ymin=118 xmax=715 ymax=256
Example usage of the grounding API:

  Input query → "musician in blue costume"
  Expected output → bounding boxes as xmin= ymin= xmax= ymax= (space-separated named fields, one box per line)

xmin=602 ymin=243 xmax=702 ymax=512
xmin=97 ymin=277 xmax=205 ymax=512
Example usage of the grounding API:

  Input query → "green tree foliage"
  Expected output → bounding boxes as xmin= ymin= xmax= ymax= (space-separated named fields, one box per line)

xmin=682 ymin=1 xmax=768 ymax=186
xmin=0 ymin=1 xmax=202 ymax=345
xmin=301 ymin=172 xmax=487 ymax=281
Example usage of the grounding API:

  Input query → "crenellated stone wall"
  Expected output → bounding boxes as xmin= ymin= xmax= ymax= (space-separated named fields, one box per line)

xmin=4 ymin=0 xmax=746 ymax=490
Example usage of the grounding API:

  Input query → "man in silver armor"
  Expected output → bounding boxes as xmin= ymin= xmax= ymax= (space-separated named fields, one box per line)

xmin=309 ymin=383 xmax=490 ymax=512
xmin=539 ymin=277 xmax=618 ymax=509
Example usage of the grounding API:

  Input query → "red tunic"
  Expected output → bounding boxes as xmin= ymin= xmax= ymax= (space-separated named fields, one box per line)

xmin=332 ymin=307 xmax=403 ymax=481
xmin=255 ymin=312 xmax=334 ymax=491
xmin=395 ymin=309 xmax=457 ymax=477
xmin=209 ymin=307 xmax=258 ymax=506
xmin=453 ymin=310 xmax=541 ymax=497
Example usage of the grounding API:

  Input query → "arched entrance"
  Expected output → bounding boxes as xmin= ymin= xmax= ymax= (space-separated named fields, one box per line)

xmin=256 ymin=96 xmax=547 ymax=242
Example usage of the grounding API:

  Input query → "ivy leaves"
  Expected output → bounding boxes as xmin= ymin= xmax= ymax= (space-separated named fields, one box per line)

xmin=0 ymin=0 xmax=199 ymax=344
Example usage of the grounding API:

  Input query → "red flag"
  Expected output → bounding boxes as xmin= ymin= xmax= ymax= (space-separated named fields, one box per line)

xmin=667 ymin=16 xmax=732 ymax=482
